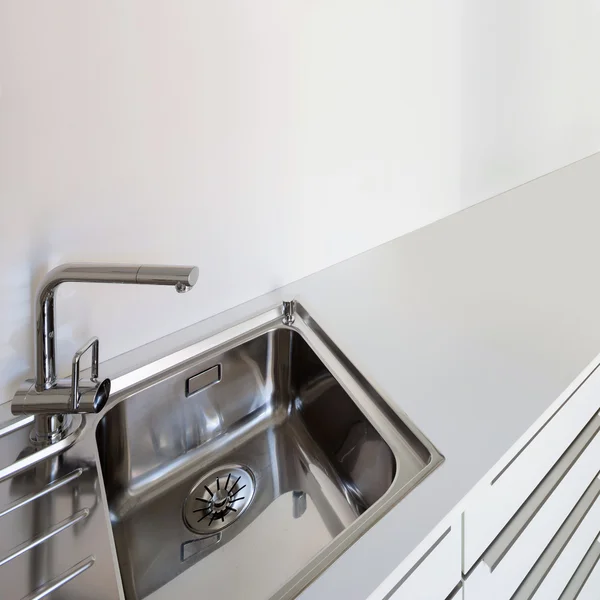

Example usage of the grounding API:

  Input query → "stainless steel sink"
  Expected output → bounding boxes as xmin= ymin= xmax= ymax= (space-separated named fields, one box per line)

xmin=95 ymin=303 xmax=443 ymax=600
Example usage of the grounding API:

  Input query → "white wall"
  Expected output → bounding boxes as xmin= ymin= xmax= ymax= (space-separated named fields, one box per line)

xmin=461 ymin=0 xmax=600 ymax=202
xmin=1 ymin=1 xmax=599 ymax=404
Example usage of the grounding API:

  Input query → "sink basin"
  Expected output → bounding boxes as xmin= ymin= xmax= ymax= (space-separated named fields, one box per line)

xmin=95 ymin=304 xmax=443 ymax=600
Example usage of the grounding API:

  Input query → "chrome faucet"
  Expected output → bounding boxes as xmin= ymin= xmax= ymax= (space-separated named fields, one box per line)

xmin=12 ymin=263 xmax=199 ymax=443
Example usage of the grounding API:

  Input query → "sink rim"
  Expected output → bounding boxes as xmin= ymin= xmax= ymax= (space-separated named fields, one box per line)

xmin=93 ymin=301 xmax=444 ymax=600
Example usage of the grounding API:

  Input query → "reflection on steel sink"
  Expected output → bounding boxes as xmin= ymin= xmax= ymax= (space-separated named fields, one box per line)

xmin=95 ymin=303 xmax=443 ymax=600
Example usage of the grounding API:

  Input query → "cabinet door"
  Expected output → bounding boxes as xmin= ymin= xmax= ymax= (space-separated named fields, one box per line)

xmin=532 ymin=493 xmax=600 ymax=598
xmin=463 ymin=363 xmax=600 ymax=572
xmin=464 ymin=421 xmax=600 ymax=600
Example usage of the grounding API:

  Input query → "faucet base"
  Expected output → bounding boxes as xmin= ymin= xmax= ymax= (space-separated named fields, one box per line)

xmin=12 ymin=376 xmax=109 ymax=445
xmin=31 ymin=414 xmax=73 ymax=445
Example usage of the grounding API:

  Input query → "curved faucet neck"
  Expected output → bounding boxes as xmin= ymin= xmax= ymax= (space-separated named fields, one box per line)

xmin=35 ymin=284 xmax=59 ymax=390
xmin=34 ymin=263 xmax=199 ymax=391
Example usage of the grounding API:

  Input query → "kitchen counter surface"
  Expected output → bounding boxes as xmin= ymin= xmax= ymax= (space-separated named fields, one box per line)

xmin=2 ymin=152 xmax=600 ymax=599
xmin=267 ymin=152 xmax=600 ymax=599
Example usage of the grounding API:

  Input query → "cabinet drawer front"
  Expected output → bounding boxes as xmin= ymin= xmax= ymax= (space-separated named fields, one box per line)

xmin=463 ymin=364 xmax=600 ymax=572
xmin=465 ymin=426 xmax=600 ymax=600
xmin=532 ymin=493 xmax=600 ymax=599
xmin=577 ymin=540 xmax=600 ymax=600
xmin=388 ymin=526 xmax=461 ymax=600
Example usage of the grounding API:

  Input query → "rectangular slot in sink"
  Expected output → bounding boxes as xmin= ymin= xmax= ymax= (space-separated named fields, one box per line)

xmin=185 ymin=364 xmax=221 ymax=396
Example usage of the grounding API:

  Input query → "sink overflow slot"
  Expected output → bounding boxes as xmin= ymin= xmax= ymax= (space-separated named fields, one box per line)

xmin=186 ymin=364 xmax=221 ymax=397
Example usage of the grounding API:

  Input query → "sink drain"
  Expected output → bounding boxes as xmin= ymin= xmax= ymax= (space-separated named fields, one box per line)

xmin=183 ymin=465 xmax=255 ymax=535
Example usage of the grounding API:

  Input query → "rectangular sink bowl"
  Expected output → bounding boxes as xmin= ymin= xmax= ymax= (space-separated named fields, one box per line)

xmin=95 ymin=303 xmax=443 ymax=600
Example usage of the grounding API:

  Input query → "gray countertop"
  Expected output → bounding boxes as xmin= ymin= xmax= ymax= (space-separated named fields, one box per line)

xmin=281 ymin=152 xmax=600 ymax=599
xmin=3 ymin=152 xmax=600 ymax=599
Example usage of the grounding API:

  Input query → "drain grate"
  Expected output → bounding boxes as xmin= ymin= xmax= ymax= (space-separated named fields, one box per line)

xmin=183 ymin=465 xmax=255 ymax=535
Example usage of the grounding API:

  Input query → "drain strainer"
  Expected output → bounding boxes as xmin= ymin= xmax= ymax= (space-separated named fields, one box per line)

xmin=183 ymin=465 xmax=255 ymax=535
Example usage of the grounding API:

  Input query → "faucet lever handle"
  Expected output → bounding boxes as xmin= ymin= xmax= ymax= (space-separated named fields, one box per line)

xmin=71 ymin=337 xmax=99 ymax=411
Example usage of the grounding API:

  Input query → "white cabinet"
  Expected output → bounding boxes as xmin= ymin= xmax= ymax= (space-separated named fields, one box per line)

xmin=463 ymin=363 xmax=600 ymax=572
xmin=463 ymin=363 xmax=600 ymax=600
xmin=465 ymin=443 xmax=600 ymax=598
xmin=532 ymin=494 xmax=600 ymax=599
